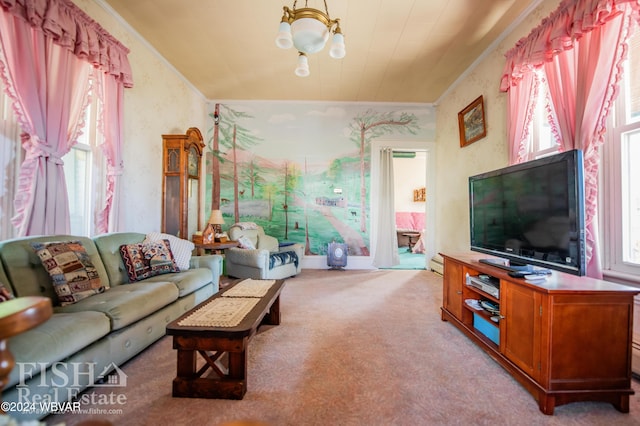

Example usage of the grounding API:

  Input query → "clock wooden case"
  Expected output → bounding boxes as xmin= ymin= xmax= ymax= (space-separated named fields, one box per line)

xmin=161 ymin=127 xmax=205 ymax=239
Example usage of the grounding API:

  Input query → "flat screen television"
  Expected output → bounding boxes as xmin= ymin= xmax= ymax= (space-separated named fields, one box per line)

xmin=469 ymin=149 xmax=586 ymax=276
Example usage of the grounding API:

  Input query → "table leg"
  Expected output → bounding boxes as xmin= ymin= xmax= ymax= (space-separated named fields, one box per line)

xmin=263 ymin=295 xmax=281 ymax=325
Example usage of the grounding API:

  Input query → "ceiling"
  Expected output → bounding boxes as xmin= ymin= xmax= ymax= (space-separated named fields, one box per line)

xmin=102 ymin=0 xmax=538 ymax=104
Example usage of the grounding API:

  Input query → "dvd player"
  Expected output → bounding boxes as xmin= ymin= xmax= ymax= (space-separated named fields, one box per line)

xmin=466 ymin=275 xmax=500 ymax=298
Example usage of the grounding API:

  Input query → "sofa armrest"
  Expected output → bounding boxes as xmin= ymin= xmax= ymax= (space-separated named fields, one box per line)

xmin=190 ymin=254 xmax=223 ymax=283
xmin=225 ymin=248 xmax=270 ymax=268
xmin=278 ymin=243 xmax=304 ymax=259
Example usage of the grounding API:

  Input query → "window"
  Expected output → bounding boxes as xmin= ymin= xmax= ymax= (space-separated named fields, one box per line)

xmin=0 ymin=90 xmax=23 ymax=240
xmin=0 ymin=81 xmax=106 ymax=239
xmin=604 ymin=26 xmax=640 ymax=279
xmin=524 ymin=27 xmax=640 ymax=281
xmin=526 ymin=75 xmax=560 ymax=161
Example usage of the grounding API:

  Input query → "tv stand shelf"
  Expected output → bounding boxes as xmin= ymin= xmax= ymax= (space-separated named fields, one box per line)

xmin=441 ymin=252 xmax=639 ymax=415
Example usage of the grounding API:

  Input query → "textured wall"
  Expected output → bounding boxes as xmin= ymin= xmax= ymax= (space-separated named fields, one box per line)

xmin=77 ymin=0 xmax=208 ymax=234
xmin=434 ymin=0 xmax=560 ymax=255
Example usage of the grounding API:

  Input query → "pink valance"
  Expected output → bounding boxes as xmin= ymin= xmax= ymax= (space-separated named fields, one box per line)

xmin=0 ymin=0 xmax=133 ymax=87
xmin=500 ymin=0 xmax=639 ymax=91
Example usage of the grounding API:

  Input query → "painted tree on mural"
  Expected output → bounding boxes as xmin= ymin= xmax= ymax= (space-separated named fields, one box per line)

xmin=282 ymin=161 xmax=301 ymax=240
xmin=213 ymin=104 xmax=261 ymax=222
xmin=241 ymin=158 xmax=267 ymax=199
xmin=349 ymin=110 xmax=419 ymax=233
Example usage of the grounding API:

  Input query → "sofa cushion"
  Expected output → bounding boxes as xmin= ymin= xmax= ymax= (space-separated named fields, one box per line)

xmin=93 ymin=232 xmax=146 ymax=287
xmin=7 ymin=311 xmax=111 ymax=389
xmin=141 ymin=268 xmax=213 ymax=297
xmin=31 ymin=241 xmax=109 ymax=306
xmin=55 ymin=281 xmax=179 ymax=330
xmin=120 ymin=239 xmax=179 ymax=282
xmin=0 ymin=235 xmax=109 ymax=299
xmin=143 ymin=232 xmax=194 ymax=270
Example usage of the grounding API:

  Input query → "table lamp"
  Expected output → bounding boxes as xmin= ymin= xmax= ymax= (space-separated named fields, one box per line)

xmin=203 ymin=210 xmax=225 ymax=243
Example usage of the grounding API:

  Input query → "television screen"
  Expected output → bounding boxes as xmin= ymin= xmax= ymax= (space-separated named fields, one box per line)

xmin=469 ymin=149 xmax=586 ymax=276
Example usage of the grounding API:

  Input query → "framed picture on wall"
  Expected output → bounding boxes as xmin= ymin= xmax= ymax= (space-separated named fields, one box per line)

xmin=413 ymin=187 xmax=426 ymax=202
xmin=458 ymin=95 xmax=487 ymax=147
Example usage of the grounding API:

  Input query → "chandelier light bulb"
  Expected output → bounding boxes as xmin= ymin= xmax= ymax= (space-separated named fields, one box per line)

xmin=295 ymin=53 xmax=310 ymax=77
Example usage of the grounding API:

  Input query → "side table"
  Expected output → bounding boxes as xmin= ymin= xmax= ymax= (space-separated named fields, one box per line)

xmin=194 ymin=241 xmax=239 ymax=255
xmin=402 ymin=232 xmax=421 ymax=252
xmin=1 ymin=297 xmax=52 ymax=406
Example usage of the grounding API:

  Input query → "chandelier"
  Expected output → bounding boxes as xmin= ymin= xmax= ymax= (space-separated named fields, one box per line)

xmin=275 ymin=0 xmax=346 ymax=77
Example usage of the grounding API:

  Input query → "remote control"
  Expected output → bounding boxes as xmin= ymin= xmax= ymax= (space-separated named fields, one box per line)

xmin=508 ymin=271 xmax=528 ymax=278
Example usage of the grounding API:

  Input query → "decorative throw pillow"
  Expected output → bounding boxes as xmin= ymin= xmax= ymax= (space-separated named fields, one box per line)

xmin=0 ymin=282 xmax=14 ymax=302
xmin=144 ymin=232 xmax=194 ymax=270
xmin=237 ymin=236 xmax=256 ymax=250
xmin=31 ymin=241 xmax=108 ymax=306
xmin=120 ymin=239 xmax=179 ymax=282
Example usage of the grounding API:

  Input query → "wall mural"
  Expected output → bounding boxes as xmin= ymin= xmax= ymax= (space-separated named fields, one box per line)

xmin=204 ymin=101 xmax=435 ymax=257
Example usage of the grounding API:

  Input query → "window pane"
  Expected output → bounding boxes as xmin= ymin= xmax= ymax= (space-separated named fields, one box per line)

xmin=64 ymin=148 xmax=90 ymax=236
xmin=622 ymin=129 xmax=640 ymax=265
xmin=626 ymin=28 xmax=640 ymax=122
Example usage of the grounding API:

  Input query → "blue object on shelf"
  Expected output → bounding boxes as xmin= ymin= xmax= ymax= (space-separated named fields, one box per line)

xmin=473 ymin=313 xmax=499 ymax=345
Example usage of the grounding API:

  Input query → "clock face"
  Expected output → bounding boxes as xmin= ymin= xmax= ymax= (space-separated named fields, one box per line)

xmin=334 ymin=247 xmax=344 ymax=258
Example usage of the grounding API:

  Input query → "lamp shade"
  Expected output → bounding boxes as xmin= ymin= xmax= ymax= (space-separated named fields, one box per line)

xmin=207 ymin=210 xmax=225 ymax=225
xmin=275 ymin=21 xmax=293 ymax=49
xmin=291 ymin=17 xmax=329 ymax=54
xmin=329 ymin=32 xmax=346 ymax=59
xmin=295 ymin=53 xmax=310 ymax=77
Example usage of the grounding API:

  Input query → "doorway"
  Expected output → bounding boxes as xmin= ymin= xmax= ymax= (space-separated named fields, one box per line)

xmin=370 ymin=141 xmax=436 ymax=270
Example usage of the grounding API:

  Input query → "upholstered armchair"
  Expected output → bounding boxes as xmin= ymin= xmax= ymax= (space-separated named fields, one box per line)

xmin=225 ymin=224 xmax=304 ymax=279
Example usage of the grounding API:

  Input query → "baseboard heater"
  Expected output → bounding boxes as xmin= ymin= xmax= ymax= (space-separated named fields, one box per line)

xmin=429 ymin=254 xmax=443 ymax=275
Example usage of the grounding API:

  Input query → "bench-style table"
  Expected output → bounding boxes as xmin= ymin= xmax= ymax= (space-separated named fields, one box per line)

xmin=166 ymin=279 xmax=284 ymax=399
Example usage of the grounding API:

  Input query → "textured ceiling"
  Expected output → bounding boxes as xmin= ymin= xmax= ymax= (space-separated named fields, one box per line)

xmin=102 ymin=0 xmax=537 ymax=103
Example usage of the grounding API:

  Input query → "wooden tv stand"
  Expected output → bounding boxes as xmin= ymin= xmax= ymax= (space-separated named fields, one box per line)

xmin=440 ymin=252 xmax=639 ymax=415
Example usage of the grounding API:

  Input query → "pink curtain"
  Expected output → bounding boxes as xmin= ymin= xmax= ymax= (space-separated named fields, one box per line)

xmin=506 ymin=72 xmax=539 ymax=164
xmin=500 ymin=0 xmax=640 ymax=278
xmin=0 ymin=10 xmax=91 ymax=235
xmin=95 ymin=74 xmax=125 ymax=234
xmin=0 ymin=0 xmax=133 ymax=235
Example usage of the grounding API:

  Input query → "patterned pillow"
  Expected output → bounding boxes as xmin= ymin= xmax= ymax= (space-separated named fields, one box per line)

xmin=0 ymin=282 xmax=14 ymax=302
xmin=144 ymin=232 xmax=194 ymax=270
xmin=120 ymin=239 xmax=179 ymax=282
xmin=31 ymin=241 xmax=108 ymax=306
xmin=237 ymin=236 xmax=256 ymax=250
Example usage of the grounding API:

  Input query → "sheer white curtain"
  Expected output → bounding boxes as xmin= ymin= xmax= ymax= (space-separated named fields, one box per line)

xmin=373 ymin=148 xmax=399 ymax=268
xmin=0 ymin=86 xmax=22 ymax=240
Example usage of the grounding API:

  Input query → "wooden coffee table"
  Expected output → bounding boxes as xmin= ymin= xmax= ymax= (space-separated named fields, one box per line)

xmin=166 ymin=279 xmax=284 ymax=400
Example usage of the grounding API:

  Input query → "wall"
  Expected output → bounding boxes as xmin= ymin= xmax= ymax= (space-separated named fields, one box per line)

xmin=434 ymin=0 xmax=560 ymax=255
xmin=394 ymin=152 xmax=427 ymax=213
xmin=77 ymin=0 xmax=209 ymax=234
xmin=204 ymin=101 xmax=435 ymax=267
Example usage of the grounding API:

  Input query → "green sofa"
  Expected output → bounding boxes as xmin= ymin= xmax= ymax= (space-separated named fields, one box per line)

xmin=0 ymin=232 xmax=222 ymax=421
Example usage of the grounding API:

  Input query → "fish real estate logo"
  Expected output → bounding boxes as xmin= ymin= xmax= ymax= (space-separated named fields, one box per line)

xmin=5 ymin=361 xmax=129 ymax=416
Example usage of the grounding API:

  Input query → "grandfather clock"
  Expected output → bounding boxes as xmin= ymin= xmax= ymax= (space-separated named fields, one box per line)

xmin=161 ymin=127 xmax=205 ymax=239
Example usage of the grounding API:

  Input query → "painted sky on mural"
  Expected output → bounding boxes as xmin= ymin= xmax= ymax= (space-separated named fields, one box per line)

xmin=211 ymin=101 xmax=435 ymax=172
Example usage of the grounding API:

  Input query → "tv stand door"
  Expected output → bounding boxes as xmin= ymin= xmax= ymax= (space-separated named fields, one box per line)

xmin=501 ymin=281 xmax=542 ymax=381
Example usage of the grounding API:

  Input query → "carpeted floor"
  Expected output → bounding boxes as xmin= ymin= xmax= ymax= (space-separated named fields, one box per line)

xmin=382 ymin=246 xmax=426 ymax=270
xmin=48 ymin=269 xmax=640 ymax=426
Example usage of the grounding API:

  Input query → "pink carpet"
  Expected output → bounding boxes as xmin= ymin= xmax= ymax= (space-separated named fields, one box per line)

xmin=48 ymin=269 xmax=640 ymax=425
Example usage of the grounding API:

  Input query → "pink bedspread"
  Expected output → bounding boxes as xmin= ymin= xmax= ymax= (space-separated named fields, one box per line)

xmin=396 ymin=212 xmax=425 ymax=231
